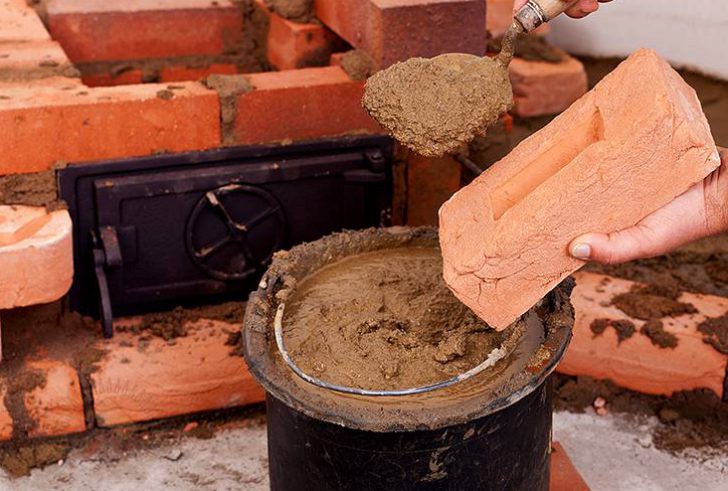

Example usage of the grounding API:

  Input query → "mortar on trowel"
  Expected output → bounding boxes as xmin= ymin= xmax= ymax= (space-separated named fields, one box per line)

xmin=363 ymin=0 xmax=582 ymax=157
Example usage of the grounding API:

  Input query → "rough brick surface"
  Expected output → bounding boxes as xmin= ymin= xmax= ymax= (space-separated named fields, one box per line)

xmin=0 ymin=82 xmax=220 ymax=174
xmin=268 ymin=11 xmax=337 ymax=70
xmin=315 ymin=0 xmax=486 ymax=68
xmin=440 ymin=49 xmax=721 ymax=330
xmin=0 ymin=41 xmax=78 ymax=82
xmin=0 ymin=0 xmax=51 ymax=43
xmin=91 ymin=319 xmax=264 ymax=426
xmin=510 ymin=54 xmax=588 ymax=117
xmin=0 ymin=207 xmax=73 ymax=309
xmin=232 ymin=66 xmax=381 ymax=144
xmin=559 ymin=272 xmax=728 ymax=398
xmin=0 ymin=383 xmax=11 ymax=441
xmin=81 ymin=68 xmax=144 ymax=87
xmin=25 ymin=359 xmax=86 ymax=438
xmin=406 ymin=152 xmax=462 ymax=226
xmin=47 ymin=0 xmax=244 ymax=63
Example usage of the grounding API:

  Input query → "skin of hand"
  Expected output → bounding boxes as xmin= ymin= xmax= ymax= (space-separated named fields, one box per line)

xmin=570 ymin=148 xmax=728 ymax=264
xmin=513 ymin=0 xmax=613 ymax=19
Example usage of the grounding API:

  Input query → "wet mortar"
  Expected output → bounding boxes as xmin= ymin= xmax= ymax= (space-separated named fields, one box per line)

xmin=361 ymin=22 xmax=524 ymax=158
xmin=0 ymin=169 xmax=66 ymax=211
xmin=264 ymin=0 xmax=313 ymax=23
xmin=244 ymin=227 xmax=574 ymax=431
xmin=338 ymin=49 xmax=377 ymax=81
xmin=611 ymin=284 xmax=698 ymax=321
xmin=640 ymin=320 xmax=679 ymax=349
xmin=117 ymin=302 xmax=247 ymax=343
xmin=204 ymin=74 xmax=254 ymax=145
xmin=487 ymin=33 xmax=567 ymax=63
xmin=363 ymin=52 xmax=514 ymax=158
xmin=0 ymin=303 xmax=107 ymax=477
xmin=283 ymin=247 xmax=519 ymax=391
xmin=554 ymin=374 xmax=728 ymax=455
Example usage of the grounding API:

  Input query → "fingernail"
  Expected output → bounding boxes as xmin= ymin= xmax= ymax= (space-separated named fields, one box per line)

xmin=572 ymin=243 xmax=591 ymax=260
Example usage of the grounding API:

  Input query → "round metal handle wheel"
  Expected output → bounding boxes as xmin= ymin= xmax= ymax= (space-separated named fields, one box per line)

xmin=186 ymin=184 xmax=286 ymax=281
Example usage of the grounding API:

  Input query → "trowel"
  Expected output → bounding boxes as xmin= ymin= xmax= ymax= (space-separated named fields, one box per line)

xmin=363 ymin=0 xmax=583 ymax=158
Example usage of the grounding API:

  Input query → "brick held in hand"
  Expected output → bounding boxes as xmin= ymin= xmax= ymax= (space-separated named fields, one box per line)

xmin=439 ymin=49 xmax=721 ymax=330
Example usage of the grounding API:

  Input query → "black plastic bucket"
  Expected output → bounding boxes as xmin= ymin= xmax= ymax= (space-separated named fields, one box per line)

xmin=244 ymin=228 xmax=574 ymax=491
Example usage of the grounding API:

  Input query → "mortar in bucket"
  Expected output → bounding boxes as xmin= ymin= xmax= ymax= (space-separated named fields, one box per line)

xmin=243 ymin=227 xmax=574 ymax=491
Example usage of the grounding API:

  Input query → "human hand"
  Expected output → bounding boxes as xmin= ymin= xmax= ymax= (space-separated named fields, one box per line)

xmin=569 ymin=148 xmax=728 ymax=264
xmin=513 ymin=0 xmax=613 ymax=19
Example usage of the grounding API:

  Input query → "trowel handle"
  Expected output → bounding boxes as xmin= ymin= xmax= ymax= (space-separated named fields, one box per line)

xmin=515 ymin=0 xmax=580 ymax=32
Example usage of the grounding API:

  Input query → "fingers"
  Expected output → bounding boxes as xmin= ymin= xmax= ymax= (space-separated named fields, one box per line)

xmin=514 ymin=0 xmax=611 ymax=20
xmin=569 ymin=181 xmax=714 ymax=265
xmin=566 ymin=0 xmax=601 ymax=18
xmin=569 ymin=227 xmax=661 ymax=265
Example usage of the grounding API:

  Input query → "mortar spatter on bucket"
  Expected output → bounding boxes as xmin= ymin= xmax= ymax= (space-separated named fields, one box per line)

xmin=244 ymin=227 xmax=575 ymax=491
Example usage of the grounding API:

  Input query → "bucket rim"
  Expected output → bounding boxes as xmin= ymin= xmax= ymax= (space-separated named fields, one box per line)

xmin=243 ymin=227 xmax=574 ymax=432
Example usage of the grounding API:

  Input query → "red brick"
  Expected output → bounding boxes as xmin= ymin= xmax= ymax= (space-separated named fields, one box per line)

xmin=91 ymin=318 xmax=264 ymax=426
xmin=0 ymin=207 xmax=73 ymax=309
xmin=406 ymin=152 xmax=462 ymax=226
xmin=0 ymin=0 xmax=51 ymax=43
xmin=510 ymin=54 xmax=588 ymax=117
xmin=47 ymin=0 xmax=244 ymax=63
xmin=255 ymin=0 xmax=337 ymax=70
xmin=24 ymin=359 xmax=86 ymax=438
xmin=315 ymin=0 xmax=486 ymax=68
xmin=0 ymin=81 xmax=220 ymax=174
xmin=559 ymin=272 xmax=728 ymax=398
xmin=0 ymin=41 xmax=78 ymax=82
xmin=159 ymin=62 xmax=238 ymax=83
xmin=439 ymin=49 xmax=721 ymax=330
xmin=0 ymin=358 xmax=86 ymax=441
xmin=82 ymin=68 xmax=145 ymax=87
xmin=550 ymin=442 xmax=590 ymax=491
xmin=0 ymin=382 xmax=12 ymax=441
xmin=0 ymin=76 xmax=83 ymax=91
xmin=232 ymin=66 xmax=382 ymax=144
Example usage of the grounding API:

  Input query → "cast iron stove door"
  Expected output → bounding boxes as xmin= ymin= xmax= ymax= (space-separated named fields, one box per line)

xmin=60 ymin=136 xmax=393 ymax=336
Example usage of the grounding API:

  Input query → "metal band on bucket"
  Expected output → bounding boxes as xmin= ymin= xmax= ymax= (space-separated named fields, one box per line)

xmin=273 ymin=303 xmax=512 ymax=397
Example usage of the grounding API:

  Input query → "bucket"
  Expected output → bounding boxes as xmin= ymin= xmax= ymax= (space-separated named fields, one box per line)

xmin=244 ymin=227 xmax=574 ymax=491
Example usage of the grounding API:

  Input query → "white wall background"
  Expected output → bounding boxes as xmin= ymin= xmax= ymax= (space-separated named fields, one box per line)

xmin=547 ymin=0 xmax=728 ymax=80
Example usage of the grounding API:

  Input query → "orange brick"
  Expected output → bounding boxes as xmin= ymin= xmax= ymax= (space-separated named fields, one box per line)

xmin=550 ymin=442 xmax=590 ymax=491
xmin=315 ymin=0 xmax=486 ymax=68
xmin=439 ymin=49 xmax=720 ymax=330
xmin=159 ymin=62 xmax=238 ymax=83
xmin=0 ymin=0 xmax=51 ymax=43
xmin=47 ymin=0 xmax=244 ymax=63
xmin=82 ymin=68 xmax=145 ymax=87
xmin=0 ymin=207 xmax=73 ymax=309
xmin=232 ymin=66 xmax=382 ymax=144
xmin=510 ymin=54 xmax=588 ymax=117
xmin=24 ymin=359 xmax=86 ymax=438
xmin=91 ymin=319 xmax=264 ymax=426
xmin=560 ymin=272 xmax=728 ymax=398
xmin=0 ymin=383 xmax=12 ymax=441
xmin=0 ymin=41 xmax=78 ymax=82
xmin=0 ymin=81 xmax=220 ymax=174
xmin=406 ymin=152 xmax=462 ymax=227
xmin=0 ymin=76 xmax=83 ymax=91
xmin=256 ymin=0 xmax=337 ymax=70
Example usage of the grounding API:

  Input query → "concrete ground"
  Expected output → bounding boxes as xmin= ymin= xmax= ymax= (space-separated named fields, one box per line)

xmin=0 ymin=410 xmax=725 ymax=491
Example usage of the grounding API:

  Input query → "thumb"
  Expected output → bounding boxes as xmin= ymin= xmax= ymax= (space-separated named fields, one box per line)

xmin=569 ymin=226 xmax=663 ymax=265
